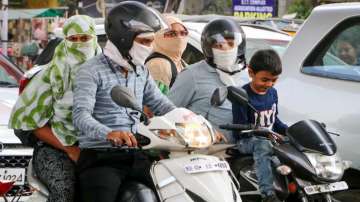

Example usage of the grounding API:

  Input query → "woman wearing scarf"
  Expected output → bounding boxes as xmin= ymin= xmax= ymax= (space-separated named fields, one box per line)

xmin=145 ymin=15 xmax=189 ymax=94
xmin=9 ymin=15 xmax=100 ymax=202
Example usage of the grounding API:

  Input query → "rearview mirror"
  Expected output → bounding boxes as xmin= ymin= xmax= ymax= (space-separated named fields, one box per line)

xmin=210 ymin=87 xmax=228 ymax=107
xmin=111 ymin=85 xmax=150 ymax=125
xmin=110 ymin=86 xmax=142 ymax=112
xmin=227 ymin=86 xmax=249 ymax=107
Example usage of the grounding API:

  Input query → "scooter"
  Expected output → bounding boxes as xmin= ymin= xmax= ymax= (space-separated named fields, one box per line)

xmin=211 ymin=86 xmax=351 ymax=202
xmin=26 ymin=85 xmax=242 ymax=202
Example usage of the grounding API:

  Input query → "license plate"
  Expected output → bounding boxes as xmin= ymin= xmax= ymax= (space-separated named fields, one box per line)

xmin=0 ymin=168 xmax=25 ymax=185
xmin=304 ymin=181 xmax=348 ymax=195
xmin=184 ymin=160 xmax=230 ymax=174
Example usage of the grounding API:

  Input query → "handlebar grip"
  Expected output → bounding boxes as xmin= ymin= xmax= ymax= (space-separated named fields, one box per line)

xmin=219 ymin=124 xmax=253 ymax=131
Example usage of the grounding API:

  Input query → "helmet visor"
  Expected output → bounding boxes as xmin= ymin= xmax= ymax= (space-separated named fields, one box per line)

xmin=207 ymin=32 xmax=244 ymax=51
xmin=123 ymin=7 xmax=168 ymax=34
xmin=123 ymin=19 xmax=157 ymax=33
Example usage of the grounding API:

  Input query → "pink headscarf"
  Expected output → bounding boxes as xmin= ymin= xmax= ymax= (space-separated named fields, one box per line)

xmin=152 ymin=15 xmax=188 ymax=71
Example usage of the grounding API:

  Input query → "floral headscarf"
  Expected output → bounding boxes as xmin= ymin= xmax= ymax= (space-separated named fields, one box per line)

xmin=9 ymin=15 xmax=101 ymax=146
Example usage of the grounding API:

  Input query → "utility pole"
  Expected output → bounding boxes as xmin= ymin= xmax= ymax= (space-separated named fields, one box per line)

xmin=1 ymin=0 xmax=8 ymax=56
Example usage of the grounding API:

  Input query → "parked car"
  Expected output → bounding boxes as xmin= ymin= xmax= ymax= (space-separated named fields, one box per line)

xmin=277 ymin=3 xmax=360 ymax=173
xmin=240 ymin=18 xmax=304 ymax=36
xmin=0 ymin=53 xmax=33 ymax=200
xmin=177 ymin=14 xmax=303 ymax=35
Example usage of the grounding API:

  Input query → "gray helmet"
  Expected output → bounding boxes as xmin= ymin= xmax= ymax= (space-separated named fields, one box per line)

xmin=201 ymin=18 xmax=246 ymax=66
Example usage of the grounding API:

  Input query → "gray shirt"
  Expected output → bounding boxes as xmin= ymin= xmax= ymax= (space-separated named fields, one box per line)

xmin=168 ymin=60 xmax=235 ymax=143
xmin=73 ymin=54 xmax=175 ymax=148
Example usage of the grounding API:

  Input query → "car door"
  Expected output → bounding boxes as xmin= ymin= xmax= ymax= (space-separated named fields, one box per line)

xmin=278 ymin=13 xmax=360 ymax=169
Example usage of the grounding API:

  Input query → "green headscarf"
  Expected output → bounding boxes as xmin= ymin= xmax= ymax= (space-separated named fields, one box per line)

xmin=9 ymin=15 xmax=101 ymax=146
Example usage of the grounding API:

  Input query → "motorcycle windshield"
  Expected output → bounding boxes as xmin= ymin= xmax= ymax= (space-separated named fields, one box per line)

xmin=286 ymin=120 xmax=336 ymax=155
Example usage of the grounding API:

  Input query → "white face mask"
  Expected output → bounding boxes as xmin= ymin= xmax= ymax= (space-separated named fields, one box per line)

xmin=212 ymin=47 xmax=240 ymax=73
xmin=129 ymin=41 xmax=153 ymax=66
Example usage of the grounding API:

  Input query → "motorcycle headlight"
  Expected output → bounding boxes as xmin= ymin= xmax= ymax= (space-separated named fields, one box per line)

xmin=305 ymin=152 xmax=344 ymax=181
xmin=152 ymin=123 xmax=214 ymax=148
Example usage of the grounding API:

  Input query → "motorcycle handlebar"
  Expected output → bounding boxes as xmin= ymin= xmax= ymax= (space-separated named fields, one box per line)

xmin=219 ymin=124 xmax=285 ymax=143
xmin=219 ymin=124 xmax=253 ymax=131
xmin=88 ymin=134 xmax=150 ymax=151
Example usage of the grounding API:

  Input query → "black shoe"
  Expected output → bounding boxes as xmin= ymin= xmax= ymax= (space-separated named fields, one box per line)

xmin=262 ymin=194 xmax=281 ymax=202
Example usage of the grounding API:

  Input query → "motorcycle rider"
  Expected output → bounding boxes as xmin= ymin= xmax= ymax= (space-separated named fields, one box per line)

xmin=72 ymin=2 xmax=175 ymax=202
xmin=9 ymin=15 xmax=100 ymax=202
xmin=145 ymin=15 xmax=189 ymax=94
xmin=168 ymin=18 xmax=246 ymax=143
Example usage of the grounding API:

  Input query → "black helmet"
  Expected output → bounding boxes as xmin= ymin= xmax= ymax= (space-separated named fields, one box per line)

xmin=105 ymin=1 xmax=166 ymax=58
xmin=201 ymin=18 xmax=246 ymax=65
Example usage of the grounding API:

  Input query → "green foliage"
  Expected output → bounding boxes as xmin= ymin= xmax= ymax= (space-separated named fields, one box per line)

xmin=200 ymin=0 xmax=232 ymax=15
xmin=288 ymin=0 xmax=313 ymax=19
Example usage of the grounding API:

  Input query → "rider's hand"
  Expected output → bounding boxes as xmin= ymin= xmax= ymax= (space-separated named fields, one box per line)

xmin=143 ymin=106 xmax=154 ymax=118
xmin=106 ymin=131 xmax=138 ymax=147
xmin=64 ymin=146 xmax=80 ymax=162
xmin=269 ymin=133 xmax=285 ymax=142
xmin=215 ymin=130 xmax=227 ymax=143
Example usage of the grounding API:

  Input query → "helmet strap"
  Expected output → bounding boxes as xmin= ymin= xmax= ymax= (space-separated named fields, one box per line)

xmin=216 ymin=67 xmax=242 ymax=75
xmin=124 ymin=53 xmax=138 ymax=74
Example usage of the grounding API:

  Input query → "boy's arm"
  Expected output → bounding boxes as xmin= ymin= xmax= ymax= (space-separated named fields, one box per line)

xmin=274 ymin=117 xmax=288 ymax=135
xmin=232 ymin=102 xmax=249 ymax=138
xmin=273 ymin=90 xmax=288 ymax=135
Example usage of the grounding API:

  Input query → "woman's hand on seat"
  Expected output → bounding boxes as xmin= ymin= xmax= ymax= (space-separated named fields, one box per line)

xmin=64 ymin=146 xmax=81 ymax=162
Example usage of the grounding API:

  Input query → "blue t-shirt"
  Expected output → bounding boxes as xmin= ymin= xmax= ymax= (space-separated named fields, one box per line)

xmin=232 ymin=83 xmax=288 ymax=138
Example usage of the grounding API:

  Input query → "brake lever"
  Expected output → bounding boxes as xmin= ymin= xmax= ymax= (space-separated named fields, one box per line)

xmin=327 ymin=131 xmax=340 ymax=136
xmin=240 ymin=130 xmax=253 ymax=134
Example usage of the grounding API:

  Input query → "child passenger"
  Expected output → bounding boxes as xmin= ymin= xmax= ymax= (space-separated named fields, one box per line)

xmin=232 ymin=49 xmax=288 ymax=202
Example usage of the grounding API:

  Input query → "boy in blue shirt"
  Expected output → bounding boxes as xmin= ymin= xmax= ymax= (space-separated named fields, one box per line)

xmin=232 ymin=49 xmax=287 ymax=202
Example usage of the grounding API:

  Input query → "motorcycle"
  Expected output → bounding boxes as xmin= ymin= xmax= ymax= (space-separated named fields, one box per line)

xmin=26 ymin=85 xmax=242 ymax=202
xmin=211 ymin=86 xmax=352 ymax=202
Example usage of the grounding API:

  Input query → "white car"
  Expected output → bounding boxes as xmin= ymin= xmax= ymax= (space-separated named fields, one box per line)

xmin=277 ymin=3 xmax=360 ymax=171
xmin=0 ymin=53 xmax=33 ymax=201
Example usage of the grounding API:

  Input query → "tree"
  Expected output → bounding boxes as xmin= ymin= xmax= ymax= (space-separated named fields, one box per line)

xmin=287 ymin=0 xmax=313 ymax=19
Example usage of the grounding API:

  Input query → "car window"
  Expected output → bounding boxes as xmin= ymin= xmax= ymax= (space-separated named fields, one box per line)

xmin=245 ymin=38 xmax=288 ymax=63
xmin=97 ymin=34 xmax=108 ymax=48
xmin=302 ymin=17 xmax=360 ymax=82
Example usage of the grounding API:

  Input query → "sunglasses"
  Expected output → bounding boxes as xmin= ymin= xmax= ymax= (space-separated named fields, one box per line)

xmin=163 ymin=30 xmax=189 ymax=38
xmin=66 ymin=34 xmax=93 ymax=43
